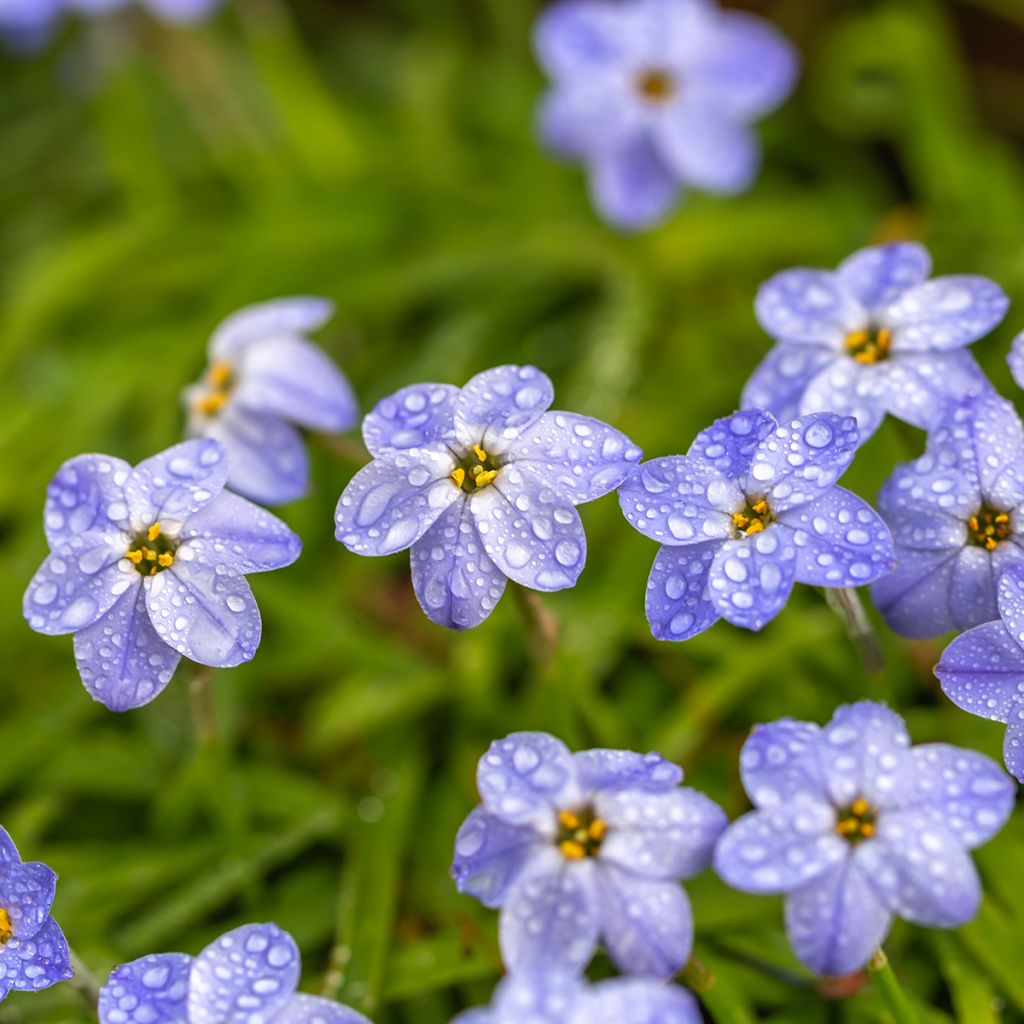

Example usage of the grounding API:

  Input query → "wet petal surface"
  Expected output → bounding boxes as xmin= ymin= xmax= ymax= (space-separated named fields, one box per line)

xmin=477 ymin=732 xmax=576 ymax=827
xmin=451 ymin=807 xmax=539 ymax=909
xmin=707 ymin=529 xmax=797 ymax=631
xmin=362 ymin=383 xmax=459 ymax=456
xmin=99 ymin=952 xmax=192 ymax=1024
xmin=643 ymin=541 xmax=721 ymax=641
xmin=210 ymin=297 xmax=334 ymax=360
xmin=126 ymin=439 xmax=228 ymax=526
xmin=454 ymin=366 xmax=554 ymax=448
xmin=44 ymin=453 xmax=132 ymax=548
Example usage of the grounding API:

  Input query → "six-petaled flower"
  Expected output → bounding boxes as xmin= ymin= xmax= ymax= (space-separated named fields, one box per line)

xmin=335 ymin=365 xmax=642 ymax=630
xmin=98 ymin=922 xmax=370 ymax=1024
xmin=23 ymin=439 xmax=301 ymax=711
xmin=714 ymin=702 xmax=1013 ymax=976
xmin=742 ymin=242 xmax=1008 ymax=441
xmin=534 ymin=0 xmax=798 ymax=230
xmin=618 ymin=409 xmax=894 ymax=641
xmin=452 ymin=732 xmax=726 ymax=977
xmin=184 ymin=298 xmax=358 ymax=505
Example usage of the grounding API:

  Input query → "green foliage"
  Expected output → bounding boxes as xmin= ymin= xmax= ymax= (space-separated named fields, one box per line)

xmin=1 ymin=0 xmax=1023 ymax=1020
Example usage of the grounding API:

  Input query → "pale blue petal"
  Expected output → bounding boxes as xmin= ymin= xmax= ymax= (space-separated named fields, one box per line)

xmin=126 ymin=439 xmax=228 ymax=525
xmin=588 ymin=136 xmax=681 ymax=232
xmin=477 ymin=732 xmax=576 ymax=827
xmin=573 ymin=750 xmax=681 ymax=795
xmin=0 ymin=831 xmax=20 ymax=866
xmin=488 ymin=972 xmax=586 ymax=1024
xmin=653 ymin=106 xmax=759 ymax=194
xmin=887 ymin=276 xmax=1009 ymax=351
xmin=997 ymin=562 xmax=1024 ymax=641
xmin=538 ymin=84 xmax=631 ymax=159
xmin=362 ymin=383 xmax=459 ymax=457
xmin=755 ymin=268 xmax=864 ymax=346
xmin=454 ymin=366 xmax=554 ymax=448
xmin=99 ymin=953 xmax=191 ymax=1024
xmin=0 ymin=917 xmax=72 ymax=994
xmin=740 ymin=346 xmax=834 ymax=425
xmin=643 ymin=541 xmax=721 ymax=641
xmin=936 ymin=621 xmax=1024 ymax=725
xmin=835 ymin=243 xmax=931 ymax=314
xmin=533 ymin=0 xmax=626 ymax=81
xmin=451 ymin=807 xmax=538 ymax=909
xmin=1009 ymin=330 xmax=1024 ymax=390
xmin=707 ymin=529 xmax=797 ymax=631
xmin=1003 ymin=702 xmax=1024 ymax=783
xmin=44 ymin=453 xmax=132 ymax=548
xmin=872 ymin=548 xmax=963 ymax=638
xmin=688 ymin=408 xmax=779 ymax=477
xmin=739 ymin=719 xmax=827 ymax=808
xmin=210 ymin=297 xmax=334 ymax=360
xmin=0 ymin=862 xmax=56 ymax=938
xmin=276 ymin=994 xmax=371 ymax=1024
xmin=586 ymin=978 xmax=701 ymax=1024
xmin=798 ymin=358 xmax=886 ymax=442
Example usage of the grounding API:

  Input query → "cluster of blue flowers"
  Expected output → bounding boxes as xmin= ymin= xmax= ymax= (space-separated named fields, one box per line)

xmin=9 ymin=0 xmax=1024 ymax=1018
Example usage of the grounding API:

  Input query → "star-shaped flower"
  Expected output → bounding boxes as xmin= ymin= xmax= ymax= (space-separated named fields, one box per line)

xmin=742 ymin=242 xmax=1007 ymax=441
xmin=714 ymin=702 xmax=1013 ymax=976
xmin=335 ymin=365 xmax=642 ymax=630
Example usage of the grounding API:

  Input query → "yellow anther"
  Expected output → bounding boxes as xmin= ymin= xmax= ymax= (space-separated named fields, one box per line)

xmin=145 ymin=548 xmax=157 ymax=562
xmin=845 ymin=327 xmax=892 ymax=365
xmin=587 ymin=819 xmax=607 ymax=842
xmin=558 ymin=810 xmax=581 ymax=831
xmin=0 ymin=908 xmax=11 ymax=945
xmin=636 ymin=67 xmax=676 ymax=102
xmin=208 ymin=361 xmax=232 ymax=388
xmin=149 ymin=567 xmax=158 ymax=576
xmin=851 ymin=798 xmax=869 ymax=817
xmin=196 ymin=392 xmax=228 ymax=416
xmin=559 ymin=840 xmax=586 ymax=861
xmin=157 ymin=553 xmax=174 ymax=568
xmin=745 ymin=519 xmax=765 ymax=535
xmin=996 ymin=513 xmax=1010 ymax=524
xmin=475 ymin=470 xmax=499 ymax=487
xmin=127 ymin=550 xmax=144 ymax=565
xmin=860 ymin=822 xmax=876 ymax=839
xmin=148 ymin=523 xmax=161 ymax=542
xmin=752 ymin=499 xmax=769 ymax=516
xmin=450 ymin=467 xmax=466 ymax=489
xmin=968 ymin=516 xmax=980 ymax=532
xmin=473 ymin=444 xmax=488 ymax=462
xmin=732 ymin=514 xmax=750 ymax=530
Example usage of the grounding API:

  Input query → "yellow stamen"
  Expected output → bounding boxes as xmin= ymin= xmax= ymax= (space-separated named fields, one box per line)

xmin=752 ymin=499 xmax=769 ymax=516
xmin=851 ymin=798 xmax=869 ymax=817
xmin=145 ymin=548 xmax=157 ymax=562
xmin=208 ymin=361 xmax=232 ymax=388
xmin=745 ymin=519 xmax=765 ymax=535
xmin=732 ymin=514 xmax=750 ymax=530
xmin=196 ymin=393 xmax=228 ymax=416
xmin=845 ymin=327 xmax=892 ymax=365
xmin=148 ymin=523 xmax=161 ymax=542
xmin=558 ymin=811 xmax=581 ymax=831
xmin=860 ymin=822 xmax=876 ymax=839
xmin=587 ymin=819 xmax=607 ymax=842
xmin=475 ymin=470 xmax=498 ymax=487
xmin=450 ymin=467 xmax=466 ymax=489
xmin=157 ymin=553 xmax=174 ymax=568
xmin=473 ymin=444 xmax=488 ymax=462
xmin=636 ymin=68 xmax=676 ymax=102
xmin=127 ymin=550 xmax=144 ymax=565
xmin=559 ymin=840 xmax=586 ymax=861
xmin=0 ymin=909 xmax=11 ymax=945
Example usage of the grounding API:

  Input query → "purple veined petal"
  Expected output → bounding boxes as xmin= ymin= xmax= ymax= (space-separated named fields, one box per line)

xmin=618 ymin=456 xmax=738 ymax=546
xmin=653 ymin=105 xmax=759 ymax=195
xmin=644 ymin=541 xmax=721 ymax=642
xmin=477 ymin=732 xmax=577 ymax=828
xmin=871 ymin=548 xmax=963 ymax=638
xmin=817 ymin=702 xmax=914 ymax=809
xmin=859 ymin=811 xmax=981 ymax=927
xmin=180 ymin=490 xmax=302 ymax=575
xmin=533 ymin=0 xmax=627 ymax=81
xmin=0 ymin=830 xmax=21 ymax=867
xmin=585 ymin=977 xmax=701 ymax=1024
xmin=98 ymin=953 xmax=192 ymax=1024
xmin=198 ymin=405 xmax=309 ymax=507
xmin=798 ymin=358 xmax=886 ymax=442
xmin=835 ymin=243 xmax=932 ymax=315
xmin=935 ymin=621 xmax=1024 ymax=725
xmin=784 ymin=856 xmax=891 ymax=976
xmin=744 ymin=414 xmax=860 ymax=512
xmin=956 ymin=393 xmax=1024 ymax=508
xmin=1009 ymin=330 xmax=1024 ymax=390
xmin=470 ymin=466 xmax=587 ymax=592
xmin=145 ymin=562 xmax=261 ymax=668
xmin=596 ymin=787 xmax=728 ymax=880
xmin=335 ymin=449 xmax=459 ymax=557
xmin=74 ymin=582 xmax=181 ymax=712
xmin=587 ymin=134 xmax=681 ymax=232
xmin=707 ymin=529 xmax=797 ymax=631
xmin=572 ymin=749 xmax=682 ymax=795
xmin=537 ymin=83 xmax=635 ymax=160
xmin=210 ymin=297 xmax=334 ymax=360
xmin=231 ymin=335 xmax=357 ymax=434
xmin=44 ymin=453 xmax=132 ymax=548
xmin=904 ymin=744 xmax=1014 ymax=849
xmin=0 ymin=862 xmax=56 ymax=939
xmin=362 ymin=383 xmax=459 ymax=457
xmin=886 ymin=276 xmax=1010 ymax=352
xmin=594 ymin=864 xmax=692 ymax=977
xmin=451 ymin=807 xmax=539 ymax=909
xmin=410 ymin=500 xmax=507 ymax=630
xmin=688 ymin=409 xmax=779 ymax=478
xmin=1003 ymin=702 xmax=1024 ymax=782
xmin=23 ymin=536 xmax=136 ymax=637
xmin=453 ymin=366 xmax=554 ymax=449
xmin=739 ymin=719 xmax=828 ymax=808
xmin=997 ymin=561 xmax=1024 ymax=640
xmin=126 ymin=439 xmax=229 ymax=527
xmin=755 ymin=268 xmax=865 ymax=347
xmin=781 ymin=487 xmax=895 ymax=588
xmin=141 ymin=0 xmax=221 ymax=23
xmin=0 ymin=916 xmax=72 ymax=994
xmin=276 ymin=994 xmax=372 ymax=1024
xmin=487 ymin=972 xmax=589 ymax=1024
xmin=713 ymin=804 xmax=846 ymax=893
xmin=740 ymin=346 xmax=836 ymax=426
xmin=189 ymin=924 xmax=299 ymax=1024
xmin=507 ymin=411 xmax=643 ymax=505
xmin=499 ymin=850 xmax=600 ymax=973
xmin=949 ymin=544 xmax=1021 ymax=633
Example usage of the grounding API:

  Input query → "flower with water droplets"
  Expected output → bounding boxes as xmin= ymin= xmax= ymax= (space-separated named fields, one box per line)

xmin=742 ymin=242 xmax=1007 ymax=441
xmin=184 ymin=298 xmax=358 ymax=506
xmin=534 ymin=0 xmax=798 ymax=230
xmin=714 ymin=701 xmax=1013 ymax=976
xmin=618 ymin=409 xmax=894 ymax=642
xmin=452 ymin=732 xmax=726 ymax=978
xmin=23 ymin=438 xmax=301 ymax=711
xmin=335 ymin=365 xmax=642 ymax=630
xmin=935 ymin=562 xmax=1024 ymax=783
xmin=453 ymin=970 xmax=700 ymax=1024
xmin=0 ymin=827 xmax=72 ymax=1001
xmin=99 ymin=922 xmax=370 ymax=1024
xmin=872 ymin=392 xmax=1024 ymax=638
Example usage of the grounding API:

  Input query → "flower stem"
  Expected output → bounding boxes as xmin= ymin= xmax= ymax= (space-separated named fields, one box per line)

xmin=316 ymin=433 xmax=370 ymax=466
xmin=868 ymin=948 xmax=917 ymax=1023
xmin=189 ymin=666 xmax=218 ymax=747
xmin=825 ymin=587 xmax=885 ymax=675
xmin=511 ymin=585 xmax=559 ymax=668
xmin=67 ymin=946 xmax=101 ymax=1013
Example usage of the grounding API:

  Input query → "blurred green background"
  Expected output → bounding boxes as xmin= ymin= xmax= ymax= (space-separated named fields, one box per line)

xmin=3 ymin=0 xmax=1024 ymax=1020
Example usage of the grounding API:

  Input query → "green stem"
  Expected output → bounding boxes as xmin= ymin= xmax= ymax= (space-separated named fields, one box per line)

xmin=189 ymin=666 xmax=218 ymax=747
xmin=67 ymin=947 xmax=101 ymax=1013
xmin=511 ymin=585 xmax=559 ymax=670
xmin=868 ymin=948 xmax=917 ymax=1023
xmin=825 ymin=587 xmax=885 ymax=676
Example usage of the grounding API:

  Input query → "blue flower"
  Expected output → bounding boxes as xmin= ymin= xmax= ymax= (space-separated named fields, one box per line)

xmin=335 ymin=366 xmax=642 ymax=630
xmin=872 ymin=392 xmax=1024 ymax=638
xmin=99 ymin=922 xmax=370 ymax=1024
xmin=714 ymin=702 xmax=1013 ymax=976
xmin=936 ymin=562 xmax=1024 ymax=783
xmin=742 ymin=242 xmax=1008 ymax=441
xmin=23 ymin=439 xmax=301 ymax=711
xmin=0 ymin=828 xmax=71 ymax=1000
xmin=184 ymin=298 xmax=358 ymax=506
xmin=618 ymin=409 xmax=894 ymax=642
xmin=452 ymin=732 xmax=726 ymax=978
xmin=534 ymin=0 xmax=798 ymax=230
xmin=453 ymin=970 xmax=700 ymax=1024
xmin=0 ymin=0 xmax=62 ymax=51
xmin=1009 ymin=329 xmax=1024 ymax=390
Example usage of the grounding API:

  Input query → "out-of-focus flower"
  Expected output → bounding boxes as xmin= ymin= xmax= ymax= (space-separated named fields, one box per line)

xmin=452 ymin=732 xmax=726 ymax=977
xmin=936 ymin=562 xmax=1024 ymax=782
xmin=99 ymin=922 xmax=370 ymax=1024
xmin=453 ymin=970 xmax=700 ymax=1024
xmin=618 ymin=409 xmax=893 ymax=642
xmin=533 ymin=0 xmax=798 ymax=230
xmin=335 ymin=365 xmax=641 ymax=630
xmin=185 ymin=298 xmax=358 ymax=506
xmin=0 ymin=828 xmax=72 ymax=1001
xmin=714 ymin=702 xmax=1013 ymax=975
xmin=23 ymin=439 xmax=301 ymax=711
xmin=1008 ymin=330 xmax=1024 ymax=390
xmin=0 ymin=0 xmax=62 ymax=50
xmin=742 ymin=243 xmax=1007 ymax=441
xmin=872 ymin=393 xmax=1024 ymax=638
